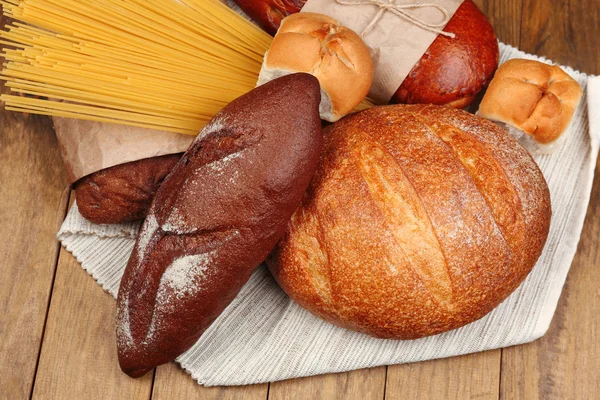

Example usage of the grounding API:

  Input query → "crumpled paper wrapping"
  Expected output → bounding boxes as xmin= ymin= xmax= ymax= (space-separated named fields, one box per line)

xmin=302 ymin=0 xmax=464 ymax=103
xmin=52 ymin=117 xmax=194 ymax=184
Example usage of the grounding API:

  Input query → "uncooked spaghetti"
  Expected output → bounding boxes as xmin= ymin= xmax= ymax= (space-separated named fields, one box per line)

xmin=0 ymin=0 xmax=273 ymax=134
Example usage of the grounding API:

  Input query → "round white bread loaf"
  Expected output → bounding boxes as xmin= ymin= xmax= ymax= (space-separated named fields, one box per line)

xmin=257 ymin=12 xmax=373 ymax=122
xmin=478 ymin=59 xmax=582 ymax=154
xmin=268 ymin=104 xmax=551 ymax=340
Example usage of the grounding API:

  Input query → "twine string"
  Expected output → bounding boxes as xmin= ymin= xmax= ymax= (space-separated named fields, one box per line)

xmin=335 ymin=0 xmax=456 ymax=38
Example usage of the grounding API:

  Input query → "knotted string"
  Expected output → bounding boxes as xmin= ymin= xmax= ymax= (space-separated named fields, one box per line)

xmin=335 ymin=0 xmax=456 ymax=38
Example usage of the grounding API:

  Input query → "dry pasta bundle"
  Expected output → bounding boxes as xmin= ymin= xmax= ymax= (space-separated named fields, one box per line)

xmin=0 ymin=0 xmax=273 ymax=134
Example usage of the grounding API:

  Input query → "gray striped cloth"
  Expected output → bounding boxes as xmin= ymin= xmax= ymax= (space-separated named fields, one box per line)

xmin=58 ymin=43 xmax=600 ymax=386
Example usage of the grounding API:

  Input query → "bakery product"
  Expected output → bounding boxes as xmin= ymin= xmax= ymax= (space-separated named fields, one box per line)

xmin=116 ymin=73 xmax=323 ymax=377
xmin=257 ymin=12 xmax=373 ymax=122
xmin=478 ymin=59 xmax=583 ymax=154
xmin=117 ymin=74 xmax=322 ymax=377
xmin=74 ymin=154 xmax=181 ymax=224
xmin=268 ymin=104 xmax=551 ymax=340
xmin=233 ymin=0 xmax=304 ymax=35
xmin=234 ymin=0 xmax=497 ymax=109
xmin=391 ymin=0 xmax=499 ymax=107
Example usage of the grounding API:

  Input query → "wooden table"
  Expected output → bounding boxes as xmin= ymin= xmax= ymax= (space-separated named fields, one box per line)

xmin=1 ymin=1 xmax=599 ymax=399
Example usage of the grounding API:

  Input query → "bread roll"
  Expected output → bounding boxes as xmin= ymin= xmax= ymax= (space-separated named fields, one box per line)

xmin=74 ymin=154 xmax=181 ymax=224
xmin=116 ymin=73 xmax=323 ymax=377
xmin=478 ymin=59 xmax=583 ymax=154
xmin=268 ymin=104 xmax=551 ymax=340
xmin=257 ymin=12 xmax=373 ymax=122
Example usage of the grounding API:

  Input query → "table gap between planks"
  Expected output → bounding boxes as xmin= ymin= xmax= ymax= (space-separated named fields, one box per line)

xmin=1 ymin=0 xmax=598 ymax=399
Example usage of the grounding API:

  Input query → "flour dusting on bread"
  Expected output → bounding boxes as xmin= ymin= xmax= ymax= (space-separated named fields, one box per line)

xmin=160 ymin=252 xmax=215 ymax=297
xmin=116 ymin=74 xmax=324 ymax=377
xmin=136 ymin=213 xmax=158 ymax=261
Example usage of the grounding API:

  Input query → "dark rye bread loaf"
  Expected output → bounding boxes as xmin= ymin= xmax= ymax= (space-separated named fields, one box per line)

xmin=74 ymin=154 xmax=182 ymax=224
xmin=116 ymin=73 xmax=323 ymax=377
xmin=268 ymin=104 xmax=551 ymax=340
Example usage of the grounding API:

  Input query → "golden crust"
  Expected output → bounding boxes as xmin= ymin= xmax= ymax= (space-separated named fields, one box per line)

xmin=268 ymin=104 xmax=551 ymax=339
xmin=262 ymin=12 xmax=373 ymax=121
xmin=478 ymin=59 xmax=583 ymax=144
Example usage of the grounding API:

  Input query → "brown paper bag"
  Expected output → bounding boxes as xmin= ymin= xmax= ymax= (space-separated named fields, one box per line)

xmin=53 ymin=117 xmax=194 ymax=184
xmin=301 ymin=0 xmax=464 ymax=103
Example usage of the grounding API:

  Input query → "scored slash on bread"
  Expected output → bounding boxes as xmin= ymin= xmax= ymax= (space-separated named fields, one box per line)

xmin=116 ymin=73 xmax=323 ymax=377
xmin=268 ymin=104 xmax=551 ymax=340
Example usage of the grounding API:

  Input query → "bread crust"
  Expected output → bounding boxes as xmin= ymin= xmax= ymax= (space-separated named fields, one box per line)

xmin=478 ymin=59 xmax=583 ymax=145
xmin=391 ymin=0 xmax=499 ymax=108
xmin=268 ymin=104 xmax=551 ymax=339
xmin=233 ymin=0 xmax=304 ymax=35
xmin=74 ymin=154 xmax=182 ymax=224
xmin=116 ymin=74 xmax=323 ymax=377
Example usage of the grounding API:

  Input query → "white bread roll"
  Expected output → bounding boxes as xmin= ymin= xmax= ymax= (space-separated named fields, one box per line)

xmin=257 ymin=12 xmax=373 ymax=122
xmin=478 ymin=59 xmax=582 ymax=154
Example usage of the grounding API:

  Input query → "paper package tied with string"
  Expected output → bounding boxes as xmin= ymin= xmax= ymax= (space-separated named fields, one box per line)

xmin=301 ymin=0 xmax=464 ymax=104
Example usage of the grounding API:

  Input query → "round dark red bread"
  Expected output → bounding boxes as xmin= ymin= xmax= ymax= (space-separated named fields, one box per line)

xmin=391 ymin=0 xmax=499 ymax=108
xmin=233 ymin=0 xmax=305 ymax=35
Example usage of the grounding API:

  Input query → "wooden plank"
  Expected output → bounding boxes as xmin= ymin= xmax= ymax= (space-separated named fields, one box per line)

xmin=152 ymin=362 xmax=268 ymax=400
xmin=385 ymin=352 xmax=501 ymax=400
xmin=0 ymin=9 xmax=70 ymax=394
xmin=31 ymin=244 xmax=154 ymax=399
xmin=500 ymin=159 xmax=600 ymax=399
xmin=472 ymin=0 xmax=523 ymax=46
xmin=500 ymin=1 xmax=600 ymax=399
xmin=520 ymin=0 xmax=600 ymax=75
xmin=268 ymin=367 xmax=386 ymax=400
xmin=0 ymin=112 xmax=69 ymax=399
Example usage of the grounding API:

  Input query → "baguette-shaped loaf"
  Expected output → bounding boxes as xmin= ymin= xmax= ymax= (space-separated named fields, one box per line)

xmin=269 ymin=104 xmax=551 ymax=339
xmin=116 ymin=74 xmax=323 ymax=377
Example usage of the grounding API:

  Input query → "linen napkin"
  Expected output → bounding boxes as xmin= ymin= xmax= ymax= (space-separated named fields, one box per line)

xmin=58 ymin=43 xmax=599 ymax=386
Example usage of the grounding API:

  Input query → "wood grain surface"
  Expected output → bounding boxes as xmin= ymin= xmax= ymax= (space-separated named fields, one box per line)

xmin=1 ymin=1 xmax=599 ymax=399
xmin=386 ymin=352 xmax=501 ymax=400
xmin=0 ymin=23 xmax=70 ymax=396
xmin=152 ymin=363 xmax=269 ymax=400
xmin=32 ymin=246 xmax=154 ymax=400
xmin=269 ymin=367 xmax=386 ymax=400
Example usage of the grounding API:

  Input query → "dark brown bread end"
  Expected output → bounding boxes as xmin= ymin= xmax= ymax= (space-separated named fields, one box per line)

xmin=74 ymin=154 xmax=182 ymax=224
